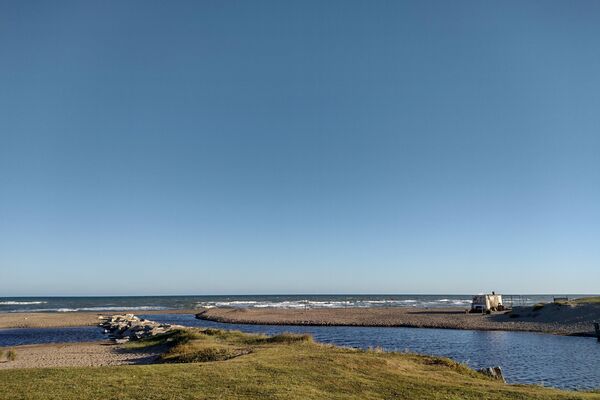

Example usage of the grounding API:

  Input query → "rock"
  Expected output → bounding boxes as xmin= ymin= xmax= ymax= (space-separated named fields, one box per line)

xmin=98 ymin=314 xmax=184 ymax=343
xmin=477 ymin=366 xmax=506 ymax=383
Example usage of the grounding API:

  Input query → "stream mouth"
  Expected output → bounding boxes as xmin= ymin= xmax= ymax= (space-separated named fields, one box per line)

xmin=143 ymin=313 xmax=600 ymax=391
xmin=2 ymin=313 xmax=599 ymax=391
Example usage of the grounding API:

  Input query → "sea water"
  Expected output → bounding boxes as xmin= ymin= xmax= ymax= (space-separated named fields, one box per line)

xmin=0 ymin=294 xmax=570 ymax=313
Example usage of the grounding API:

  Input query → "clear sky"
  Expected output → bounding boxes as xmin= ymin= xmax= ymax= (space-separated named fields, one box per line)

xmin=1 ymin=1 xmax=599 ymax=296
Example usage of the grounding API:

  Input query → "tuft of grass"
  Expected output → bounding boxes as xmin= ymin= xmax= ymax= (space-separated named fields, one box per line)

xmin=199 ymin=328 xmax=253 ymax=341
xmin=419 ymin=355 xmax=479 ymax=376
xmin=199 ymin=328 xmax=223 ymax=336
xmin=254 ymin=332 xmax=312 ymax=344
xmin=6 ymin=349 xmax=16 ymax=362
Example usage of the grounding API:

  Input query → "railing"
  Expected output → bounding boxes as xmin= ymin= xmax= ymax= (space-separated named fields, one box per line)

xmin=503 ymin=295 xmax=527 ymax=307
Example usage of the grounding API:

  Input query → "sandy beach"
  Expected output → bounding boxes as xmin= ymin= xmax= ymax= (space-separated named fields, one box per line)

xmin=0 ymin=341 xmax=162 ymax=369
xmin=0 ymin=309 xmax=196 ymax=329
xmin=198 ymin=302 xmax=600 ymax=336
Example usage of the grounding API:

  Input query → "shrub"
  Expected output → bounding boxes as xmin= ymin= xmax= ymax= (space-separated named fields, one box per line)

xmin=6 ymin=349 xmax=16 ymax=362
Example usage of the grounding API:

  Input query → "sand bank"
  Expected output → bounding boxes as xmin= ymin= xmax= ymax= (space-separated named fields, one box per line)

xmin=0 ymin=341 xmax=161 ymax=369
xmin=198 ymin=303 xmax=600 ymax=336
xmin=0 ymin=309 xmax=196 ymax=329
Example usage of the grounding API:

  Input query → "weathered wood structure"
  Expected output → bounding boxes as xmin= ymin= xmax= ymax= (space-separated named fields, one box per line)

xmin=471 ymin=293 xmax=503 ymax=313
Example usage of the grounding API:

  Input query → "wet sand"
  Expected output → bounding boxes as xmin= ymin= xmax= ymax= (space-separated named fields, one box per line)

xmin=0 ymin=309 xmax=196 ymax=329
xmin=0 ymin=341 xmax=161 ymax=369
xmin=198 ymin=303 xmax=600 ymax=336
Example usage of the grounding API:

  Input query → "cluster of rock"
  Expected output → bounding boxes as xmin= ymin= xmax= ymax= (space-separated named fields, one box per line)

xmin=477 ymin=366 xmax=506 ymax=383
xmin=99 ymin=314 xmax=184 ymax=343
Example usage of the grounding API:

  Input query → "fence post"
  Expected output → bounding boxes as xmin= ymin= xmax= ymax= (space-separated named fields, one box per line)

xmin=594 ymin=322 xmax=600 ymax=342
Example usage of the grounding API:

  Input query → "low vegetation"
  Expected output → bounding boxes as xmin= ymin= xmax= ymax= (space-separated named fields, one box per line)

xmin=1 ymin=348 xmax=17 ymax=362
xmin=572 ymin=296 xmax=600 ymax=304
xmin=550 ymin=296 xmax=600 ymax=306
xmin=1 ymin=328 xmax=599 ymax=400
xmin=6 ymin=349 xmax=17 ymax=362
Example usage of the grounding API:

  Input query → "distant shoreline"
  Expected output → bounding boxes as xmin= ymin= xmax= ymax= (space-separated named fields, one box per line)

xmin=2 ymin=302 xmax=599 ymax=337
xmin=0 ymin=309 xmax=196 ymax=329
xmin=2 ymin=294 xmax=583 ymax=314
xmin=197 ymin=304 xmax=600 ymax=337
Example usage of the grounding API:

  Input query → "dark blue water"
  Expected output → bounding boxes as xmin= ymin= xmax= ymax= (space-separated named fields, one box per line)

xmin=140 ymin=313 xmax=600 ymax=391
xmin=0 ymin=326 xmax=104 ymax=347
xmin=0 ymin=294 xmax=583 ymax=313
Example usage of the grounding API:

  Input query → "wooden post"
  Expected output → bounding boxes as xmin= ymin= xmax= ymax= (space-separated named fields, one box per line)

xmin=594 ymin=322 xmax=600 ymax=342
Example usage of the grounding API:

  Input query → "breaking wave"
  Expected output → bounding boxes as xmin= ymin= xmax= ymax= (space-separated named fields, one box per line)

xmin=195 ymin=298 xmax=473 ymax=309
xmin=8 ymin=306 xmax=168 ymax=313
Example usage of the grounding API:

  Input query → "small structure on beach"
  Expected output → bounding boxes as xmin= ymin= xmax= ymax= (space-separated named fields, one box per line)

xmin=471 ymin=293 xmax=504 ymax=313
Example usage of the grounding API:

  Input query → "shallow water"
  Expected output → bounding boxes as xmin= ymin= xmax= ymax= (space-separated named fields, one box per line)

xmin=143 ymin=313 xmax=600 ymax=390
xmin=0 ymin=326 xmax=104 ymax=347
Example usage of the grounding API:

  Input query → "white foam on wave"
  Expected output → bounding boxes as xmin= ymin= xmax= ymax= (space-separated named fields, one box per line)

xmin=0 ymin=301 xmax=47 ymax=305
xmin=194 ymin=298 xmax=465 ymax=309
xmin=69 ymin=306 xmax=168 ymax=312
xmin=81 ymin=306 xmax=168 ymax=311
xmin=8 ymin=306 xmax=168 ymax=313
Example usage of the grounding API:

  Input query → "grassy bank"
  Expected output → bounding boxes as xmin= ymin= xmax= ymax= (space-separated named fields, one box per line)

xmin=1 ymin=328 xmax=598 ymax=400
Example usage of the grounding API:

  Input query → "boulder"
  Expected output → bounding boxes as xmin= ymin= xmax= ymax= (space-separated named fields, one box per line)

xmin=98 ymin=314 xmax=184 ymax=343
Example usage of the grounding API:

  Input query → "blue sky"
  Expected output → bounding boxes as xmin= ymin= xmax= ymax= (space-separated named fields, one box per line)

xmin=1 ymin=1 xmax=599 ymax=296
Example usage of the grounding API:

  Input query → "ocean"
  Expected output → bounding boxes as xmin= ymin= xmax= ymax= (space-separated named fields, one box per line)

xmin=0 ymin=294 xmax=574 ymax=313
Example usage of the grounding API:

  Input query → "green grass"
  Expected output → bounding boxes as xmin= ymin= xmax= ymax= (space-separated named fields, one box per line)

xmin=551 ymin=296 xmax=600 ymax=305
xmin=572 ymin=296 xmax=600 ymax=304
xmin=1 ymin=328 xmax=599 ymax=400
